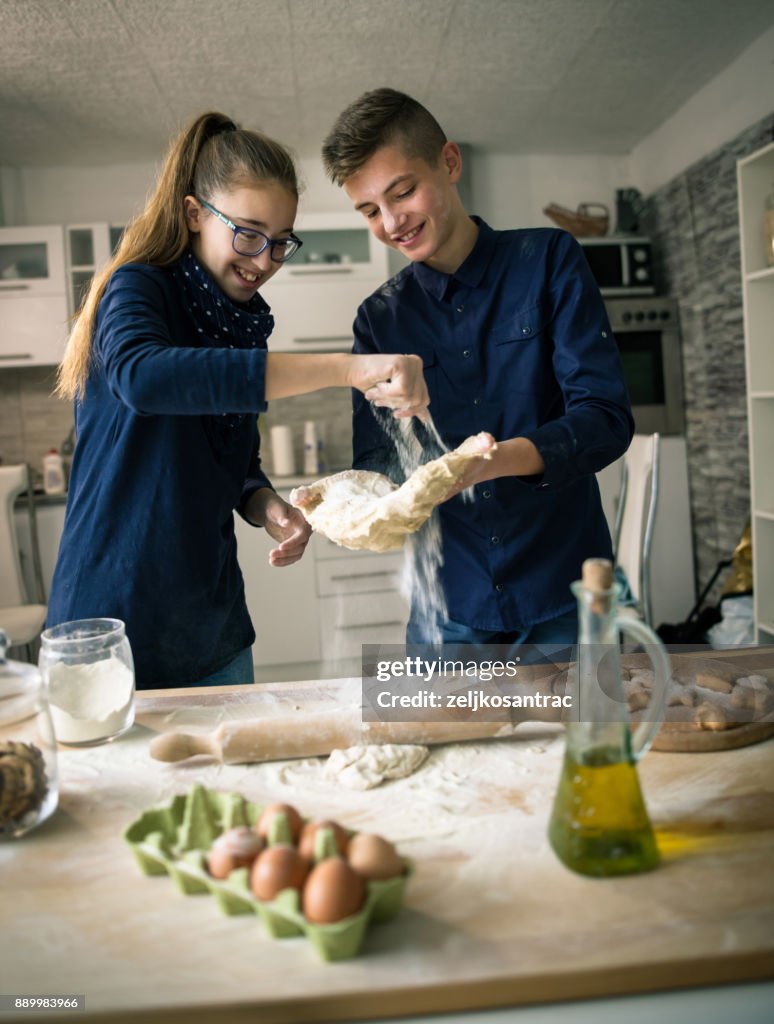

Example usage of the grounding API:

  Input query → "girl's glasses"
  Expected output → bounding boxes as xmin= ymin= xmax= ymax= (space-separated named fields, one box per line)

xmin=196 ymin=196 xmax=303 ymax=263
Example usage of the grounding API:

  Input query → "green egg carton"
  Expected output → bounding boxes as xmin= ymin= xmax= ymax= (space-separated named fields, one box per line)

xmin=123 ymin=783 xmax=412 ymax=961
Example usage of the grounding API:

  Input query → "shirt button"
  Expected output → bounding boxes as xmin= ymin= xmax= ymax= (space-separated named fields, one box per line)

xmin=473 ymin=397 xmax=481 ymax=405
xmin=482 ymin=489 xmax=492 ymax=498
xmin=522 ymin=326 xmax=531 ymax=336
xmin=495 ymin=583 xmax=504 ymax=592
xmin=462 ymin=349 xmax=471 ymax=358
xmin=456 ymin=305 xmax=464 ymax=313
xmin=491 ymin=535 xmax=500 ymax=544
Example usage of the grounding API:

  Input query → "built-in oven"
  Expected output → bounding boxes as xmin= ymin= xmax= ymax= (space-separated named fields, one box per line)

xmin=604 ymin=296 xmax=685 ymax=435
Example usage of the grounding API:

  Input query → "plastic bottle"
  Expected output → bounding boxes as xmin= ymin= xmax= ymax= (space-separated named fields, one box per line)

xmin=43 ymin=449 xmax=66 ymax=495
xmin=303 ymin=421 xmax=320 ymax=475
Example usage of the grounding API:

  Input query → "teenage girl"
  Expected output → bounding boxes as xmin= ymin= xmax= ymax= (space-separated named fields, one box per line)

xmin=48 ymin=111 xmax=428 ymax=689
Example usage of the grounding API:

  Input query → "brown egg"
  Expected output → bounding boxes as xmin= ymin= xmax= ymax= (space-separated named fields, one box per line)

xmin=207 ymin=827 xmax=264 ymax=879
xmin=346 ymin=832 xmax=405 ymax=880
xmin=250 ymin=843 xmax=310 ymax=901
xmin=298 ymin=819 xmax=348 ymax=861
xmin=302 ymin=857 xmax=367 ymax=924
xmin=255 ymin=802 xmax=303 ymax=844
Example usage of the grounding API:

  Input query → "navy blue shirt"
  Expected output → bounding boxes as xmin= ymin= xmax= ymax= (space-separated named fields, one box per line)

xmin=47 ymin=262 xmax=274 ymax=689
xmin=352 ymin=220 xmax=634 ymax=631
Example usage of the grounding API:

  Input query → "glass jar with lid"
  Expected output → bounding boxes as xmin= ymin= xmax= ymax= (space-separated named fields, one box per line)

xmin=0 ymin=628 xmax=59 ymax=839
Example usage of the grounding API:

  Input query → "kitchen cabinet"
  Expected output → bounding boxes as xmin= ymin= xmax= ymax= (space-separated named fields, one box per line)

xmin=314 ymin=535 xmax=408 ymax=662
xmin=66 ymin=222 xmax=124 ymax=313
xmin=737 ymin=141 xmax=774 ymax=642
xmin=233 ymin=510 xmax=322 ymax=672
xmin=261 ymin=211 xmax=389 ymax=351
xmin=0 ymin=225 xmax=69 ymax=366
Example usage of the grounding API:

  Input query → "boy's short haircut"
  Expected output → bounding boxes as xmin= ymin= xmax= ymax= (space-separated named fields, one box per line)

xmin=322 ymin=87 xmax=447 ymax=186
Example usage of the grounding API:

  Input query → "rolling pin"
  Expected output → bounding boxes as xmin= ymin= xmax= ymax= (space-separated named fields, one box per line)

xmin=149 ymin=677 xmax=566 ymax=764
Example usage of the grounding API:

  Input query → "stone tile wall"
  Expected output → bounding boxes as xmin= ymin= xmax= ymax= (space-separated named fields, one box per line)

xmin=0 ymin=366 xmax=75 ymax=486
xmin=642 ymin=112 xmax=774 ymax=605
xmin=0 ymin=363 xmax=354 ymax=485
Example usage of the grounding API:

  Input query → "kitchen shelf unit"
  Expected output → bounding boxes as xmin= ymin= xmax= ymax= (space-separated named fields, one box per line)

xmin=738 ymin=140 xmax=774 ymax=642
xmin=66 ymin=223 xmax=124 ymax=314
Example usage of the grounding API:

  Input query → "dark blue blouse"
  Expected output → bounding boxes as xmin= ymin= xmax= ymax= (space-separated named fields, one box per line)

xmin=352 ymin=220 xmax=634 ymax=631
xmin=47 ymin=262 xmax=273 ymax=689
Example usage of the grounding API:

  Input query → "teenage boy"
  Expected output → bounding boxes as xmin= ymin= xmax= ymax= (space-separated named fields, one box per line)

xmin=322 ymin=88 xmax=633 ymax=646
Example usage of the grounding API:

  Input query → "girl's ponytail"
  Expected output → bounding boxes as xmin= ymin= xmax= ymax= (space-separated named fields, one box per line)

xmin=56 ymin=111 xmax=295 ymax=400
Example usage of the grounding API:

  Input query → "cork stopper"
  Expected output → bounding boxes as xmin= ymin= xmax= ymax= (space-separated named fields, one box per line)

xmin=581 ymin=558 xmax=614 ymax=594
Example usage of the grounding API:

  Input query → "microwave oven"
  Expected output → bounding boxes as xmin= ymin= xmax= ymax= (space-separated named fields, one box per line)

xmin=579 ymin=236 xmax=655 ymax=296
xmin=604 ymin=296 xmax=685 ymax=435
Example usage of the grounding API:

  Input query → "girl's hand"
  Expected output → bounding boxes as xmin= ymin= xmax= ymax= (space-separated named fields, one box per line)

xmin=247 ymin=489 xmax=312 ymax=566
xmin=350 ymin=353 xmax=429 ymax=420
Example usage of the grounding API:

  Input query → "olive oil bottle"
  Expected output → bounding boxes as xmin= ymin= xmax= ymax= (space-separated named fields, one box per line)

xmin=548 ymin=559 xmax=670 ymax=878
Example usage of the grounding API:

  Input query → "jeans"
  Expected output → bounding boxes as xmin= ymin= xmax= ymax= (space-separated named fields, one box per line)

xmin=406 ymin=608 xmax=578 ymax=666
xmin=186 ymin=646 xmax=255 ymax=687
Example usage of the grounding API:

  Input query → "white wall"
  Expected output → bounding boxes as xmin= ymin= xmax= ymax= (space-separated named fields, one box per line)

xmin=631 ymin=24 xmax=774 ymax=195
xmin=0 ymin=155 xmax=355 ymax=227
xmin=468 ymin=152 xmax=631 ymax=230
xmin=0 ymin=148 xmax=630 ymax=237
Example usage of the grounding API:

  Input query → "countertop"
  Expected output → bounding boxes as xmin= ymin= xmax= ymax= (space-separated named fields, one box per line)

xmin=14 ymin=471 xmax=344 ymax=509
xmin=1 ymin=674 xmax=773 ymax=1023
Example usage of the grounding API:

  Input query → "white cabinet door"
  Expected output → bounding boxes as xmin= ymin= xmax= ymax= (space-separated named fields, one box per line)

xmin=0 ymin=294 xmax=70 ymax=367
xmin=0 ymin=226 xmax=66 ymax=296
xmin=0 ymin=226 xmax=69 ymax=366
xmin=319 ymin=590 xmax=408 ymax=661
xmin=233 ymin=514 xmax=321 ymax=667
xmin=261 ymin=276 xmax=377 ymax=351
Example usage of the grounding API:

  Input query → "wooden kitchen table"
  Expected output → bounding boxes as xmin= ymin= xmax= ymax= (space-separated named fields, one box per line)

xmin=1 ymin=677 xmax=773 ymax=1023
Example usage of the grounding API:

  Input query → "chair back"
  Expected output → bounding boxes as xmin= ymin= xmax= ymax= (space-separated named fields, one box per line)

xmin=0 ymin=464 xmax=33 ymax=605
xmin=614 ymin=433 xmax=661 ymax=625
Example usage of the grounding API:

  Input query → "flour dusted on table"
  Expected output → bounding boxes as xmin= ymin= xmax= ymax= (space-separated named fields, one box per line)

xmin=324 ymin=744 xmax=429 ymax=790
xmin=47 ymin=659 xmax=135 ymax=744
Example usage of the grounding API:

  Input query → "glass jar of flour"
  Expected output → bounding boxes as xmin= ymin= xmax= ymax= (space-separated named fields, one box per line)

xmin=39 ymin=618 xmax=135 ymax=746
xmin=0 ymin=628 xmax=59 ymax=838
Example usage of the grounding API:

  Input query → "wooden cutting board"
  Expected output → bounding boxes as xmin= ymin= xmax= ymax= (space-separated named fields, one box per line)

xmin=635 ymin=649 xmax=774 ymax=753
xmin=1 ymin=677 xmax=773 ymax=1024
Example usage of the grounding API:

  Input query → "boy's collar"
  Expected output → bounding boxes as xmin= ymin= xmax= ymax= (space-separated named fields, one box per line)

xmin=412 ymin=217 xmax=495 ymax=297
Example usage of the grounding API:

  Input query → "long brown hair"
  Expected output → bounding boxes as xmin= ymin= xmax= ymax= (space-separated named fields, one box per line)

xmin=56 ymin=111 xmax=299 ymax=400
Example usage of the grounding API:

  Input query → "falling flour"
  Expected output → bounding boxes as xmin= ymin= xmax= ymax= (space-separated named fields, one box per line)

xmin=47 ymin=658 xmax=135 ymax=744
xmin=376 ymin=411 xmax=453 ymax=646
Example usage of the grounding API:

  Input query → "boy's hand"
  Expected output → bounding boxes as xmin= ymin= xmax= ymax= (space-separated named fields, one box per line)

xmin=441 ymin=437 xmax=546 ymax=501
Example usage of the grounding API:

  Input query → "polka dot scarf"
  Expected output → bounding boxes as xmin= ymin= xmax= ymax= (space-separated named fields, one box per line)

xmin=172 ymin=248 xmax=275 ymax=436
xmin=172 ymin=247 xmax=274 ymax=351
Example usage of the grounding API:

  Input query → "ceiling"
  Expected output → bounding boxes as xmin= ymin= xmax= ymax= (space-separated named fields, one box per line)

xmin=1 ymin=0 xmax=773 ymax=168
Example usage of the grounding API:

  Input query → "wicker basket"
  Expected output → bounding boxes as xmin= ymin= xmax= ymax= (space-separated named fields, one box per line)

xmin=543 ymin=202 xmax=609 ymax=237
